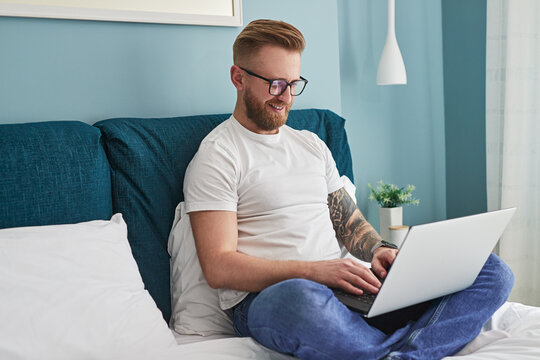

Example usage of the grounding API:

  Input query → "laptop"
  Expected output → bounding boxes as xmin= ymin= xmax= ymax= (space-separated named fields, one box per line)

xmin=333 ymin=208 xmax=516 ymax=318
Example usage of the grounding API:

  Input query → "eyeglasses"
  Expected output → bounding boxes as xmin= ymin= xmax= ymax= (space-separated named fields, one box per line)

xmin=239 ymin=67 xmax=308 ymax=96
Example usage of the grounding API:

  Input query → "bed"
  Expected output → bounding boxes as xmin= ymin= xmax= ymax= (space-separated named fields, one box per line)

xmin=0 ymin=109 xmax=539 ymax=359
xmin=165 ymin=301 xmax=540 ymax=359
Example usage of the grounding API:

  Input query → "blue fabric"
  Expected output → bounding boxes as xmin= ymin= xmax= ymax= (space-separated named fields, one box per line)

xmin=95 ymin=113 xmax=229 ymax=322
xmin=95 ymin=109 xmax=354 ymax=322
xmin=232 ymin=254 xmax=513 ymax=360
xmin=0 ymin=121 xmax=112 ymax=229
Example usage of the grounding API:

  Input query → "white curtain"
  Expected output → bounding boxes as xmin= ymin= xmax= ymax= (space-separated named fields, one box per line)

xmin=486 ymin=0 xmax=540 ymax=306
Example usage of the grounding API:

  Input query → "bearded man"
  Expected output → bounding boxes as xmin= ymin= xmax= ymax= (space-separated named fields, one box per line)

xmin=182 ymin=19 xmax=513 ymax=360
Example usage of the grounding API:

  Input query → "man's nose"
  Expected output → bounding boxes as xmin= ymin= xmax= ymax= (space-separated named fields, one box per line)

xmin=276 ymin=87 xmax=293 ymax=103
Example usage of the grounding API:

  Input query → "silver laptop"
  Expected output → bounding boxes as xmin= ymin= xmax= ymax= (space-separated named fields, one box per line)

xmin=333 ymin=208 xmax=516 ymax=318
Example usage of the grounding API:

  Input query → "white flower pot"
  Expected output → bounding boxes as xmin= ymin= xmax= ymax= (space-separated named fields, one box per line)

xmin=379 ymin=207 xmax=403 ymax=242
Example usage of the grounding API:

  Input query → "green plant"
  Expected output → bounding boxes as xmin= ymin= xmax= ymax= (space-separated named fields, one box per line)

xmin=368 ymin=180 xmax=420 ymax=208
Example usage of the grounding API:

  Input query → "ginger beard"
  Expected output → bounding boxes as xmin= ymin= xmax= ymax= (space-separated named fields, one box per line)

xmin=243 ymin=87 xmax=292 ymax=132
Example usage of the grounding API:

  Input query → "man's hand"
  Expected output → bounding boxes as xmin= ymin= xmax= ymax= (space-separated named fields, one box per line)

xmin=371 ymin=247 xmax=398 ymax=279
xmin=307 ymin=258 xmax=382 ymax=296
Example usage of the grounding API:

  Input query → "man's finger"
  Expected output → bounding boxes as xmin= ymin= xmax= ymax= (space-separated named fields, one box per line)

xmin=371 ymin=255 xmax=388 ymax=278
xmin=372 ymin=249 xmax=397 ymax=278
xmin=340 ymin=281 xmax=364 ymax=296
xmin=371 ymin=260 xmax=387 ymax=279
xmin=346 ymin=269 xmax=381 ymax=294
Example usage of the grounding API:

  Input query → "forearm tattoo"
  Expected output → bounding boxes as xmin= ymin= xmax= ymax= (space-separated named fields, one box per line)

xmin=327 ymin=188 xmax=382 ymax=262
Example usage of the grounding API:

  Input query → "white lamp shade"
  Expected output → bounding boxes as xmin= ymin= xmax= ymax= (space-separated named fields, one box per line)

xmin=376 ymin=36 xmax=407 ymax=85
xmin=376 ymin=0 xmax=407 ymax=85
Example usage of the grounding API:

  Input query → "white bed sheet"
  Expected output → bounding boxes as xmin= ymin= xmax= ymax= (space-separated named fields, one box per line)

xmin=136 ymin=301 xmax=540 ymax=360
xmin=445 ymin=302 xmax=540 ymax=359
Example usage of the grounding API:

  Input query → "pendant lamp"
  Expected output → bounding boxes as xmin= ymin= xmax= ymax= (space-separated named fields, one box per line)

xmin=376 ymin=0 xmax=407 ymax=85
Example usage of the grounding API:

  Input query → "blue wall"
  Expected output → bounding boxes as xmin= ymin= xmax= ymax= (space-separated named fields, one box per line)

xmin=0 ymin=0 xmax=341 ymax=124
xmin=338 ymin=0 xmax=447 ymax=228
xmin=442 ymin=0 xmax=487 ymax=219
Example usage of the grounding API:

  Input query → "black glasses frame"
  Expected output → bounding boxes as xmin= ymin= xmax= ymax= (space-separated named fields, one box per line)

xmin=239 ymin=67 xmax=308 ymax=96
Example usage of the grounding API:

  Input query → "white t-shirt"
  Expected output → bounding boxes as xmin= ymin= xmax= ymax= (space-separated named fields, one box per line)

xmin=183 ymin=116 xmax=344 ymax=309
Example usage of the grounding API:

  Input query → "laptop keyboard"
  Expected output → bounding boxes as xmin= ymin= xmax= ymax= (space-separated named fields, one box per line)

xmin=333 ymin=289 xmax=377 ymax=305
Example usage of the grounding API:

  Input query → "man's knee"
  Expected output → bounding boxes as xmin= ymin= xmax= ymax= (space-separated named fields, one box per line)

xmin=485 ymin=253 xmax=514 ymax=299
xmin=244 ymin=279 xmax=334 ymax=355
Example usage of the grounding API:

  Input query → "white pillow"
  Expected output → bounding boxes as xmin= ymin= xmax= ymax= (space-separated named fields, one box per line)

xmin=168 ymin=202 xmax=234 ymax=336
xmin=0 ymin=214 xmax=176 ymax=359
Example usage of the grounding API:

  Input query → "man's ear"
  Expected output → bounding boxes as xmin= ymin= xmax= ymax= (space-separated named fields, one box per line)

xmin=230 ymin=65 xmax=244 ymax=90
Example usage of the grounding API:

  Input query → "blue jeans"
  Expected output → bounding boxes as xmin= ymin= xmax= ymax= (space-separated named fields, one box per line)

xmin=232 ymin=254 xmax=513 ymax=360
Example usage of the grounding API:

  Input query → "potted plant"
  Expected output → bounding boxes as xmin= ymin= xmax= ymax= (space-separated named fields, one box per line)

xmin=368 ymin=180 xmax=420 ymax=242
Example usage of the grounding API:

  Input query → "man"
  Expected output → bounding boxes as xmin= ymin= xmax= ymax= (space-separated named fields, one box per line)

xmin=183 ymin=19 xmax=513 ymax=360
